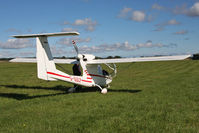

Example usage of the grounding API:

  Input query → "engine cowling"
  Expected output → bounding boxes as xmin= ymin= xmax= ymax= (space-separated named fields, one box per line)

xmin=82 ymin=54 xmax=95 ymax=61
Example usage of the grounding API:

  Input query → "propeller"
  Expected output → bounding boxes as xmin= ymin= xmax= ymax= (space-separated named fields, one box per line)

xmin=72 ymin=40 xmax=82 ymax=62
xmin=72 ymin=40 xmax=87 ymax=62
xmin=72 ymin=40 xmax=79 ymax=55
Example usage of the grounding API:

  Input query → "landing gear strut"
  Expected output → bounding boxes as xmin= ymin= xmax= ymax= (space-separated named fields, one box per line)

xmin=68 ymin=85 xmax=78 ymax=93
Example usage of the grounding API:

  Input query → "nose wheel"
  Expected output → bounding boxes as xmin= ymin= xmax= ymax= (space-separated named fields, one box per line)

xmin=95 ymin=84 xmax=108 ymax=94
xmin=101 ymin=88 xmax=107 ymax=94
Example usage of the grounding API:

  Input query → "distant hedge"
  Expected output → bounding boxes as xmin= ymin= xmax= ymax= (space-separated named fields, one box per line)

xmin=192 ymin=53 xmax=199 ymax=60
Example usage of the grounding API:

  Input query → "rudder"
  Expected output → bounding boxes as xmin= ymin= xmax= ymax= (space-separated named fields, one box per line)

xmin=36 ymin=37 xmax=57 ymax=81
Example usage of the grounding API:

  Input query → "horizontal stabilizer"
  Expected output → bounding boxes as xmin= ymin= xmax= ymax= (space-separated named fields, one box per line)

xmin=12 ymin=32 xmax=79 ymax=38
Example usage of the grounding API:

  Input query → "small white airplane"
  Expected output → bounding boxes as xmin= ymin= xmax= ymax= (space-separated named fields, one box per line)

xmin=10 ymin=32 xmax=191 ymax=94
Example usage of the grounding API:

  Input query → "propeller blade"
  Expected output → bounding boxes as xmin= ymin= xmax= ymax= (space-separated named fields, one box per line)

xmin=72 ymin=40 xmax=79 ymax=55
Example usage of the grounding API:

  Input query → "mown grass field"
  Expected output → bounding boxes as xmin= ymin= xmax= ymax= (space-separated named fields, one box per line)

xmin=0 ymin=60 xmax=199 ymax=133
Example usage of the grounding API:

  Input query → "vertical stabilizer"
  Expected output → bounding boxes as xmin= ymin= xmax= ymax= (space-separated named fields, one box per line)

xmin=36 ymin=37 xmax=57 ymax=80
xmin=12 ymin=32 xmax=80 ymax=81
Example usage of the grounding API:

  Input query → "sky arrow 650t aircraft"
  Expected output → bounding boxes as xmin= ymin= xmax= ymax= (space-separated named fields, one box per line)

xmin=10 ymin=32 xmax=191 ymax=94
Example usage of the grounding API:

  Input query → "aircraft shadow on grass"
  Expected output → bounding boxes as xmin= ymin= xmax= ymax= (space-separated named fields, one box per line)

xmin=0 ymin=85 xmax=141 ymax=100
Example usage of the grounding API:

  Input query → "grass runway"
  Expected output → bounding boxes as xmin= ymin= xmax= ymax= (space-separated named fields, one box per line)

xmin=0 ymin=60 xmax=199 ymax=132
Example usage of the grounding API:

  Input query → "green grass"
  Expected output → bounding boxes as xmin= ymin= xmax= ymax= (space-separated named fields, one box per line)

xmin=0 ymin=60 xmax=199 ymax=133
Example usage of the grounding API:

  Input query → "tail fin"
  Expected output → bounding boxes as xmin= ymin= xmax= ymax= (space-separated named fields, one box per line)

xmin=36 ymin=37 xmax=56 ymax=80
xmin=12 ymin=32 xmax=80 ymax=81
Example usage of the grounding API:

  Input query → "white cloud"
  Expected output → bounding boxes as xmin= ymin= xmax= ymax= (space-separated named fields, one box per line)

xmin=167 ymin=19 xmax=180 ymax=25
xmin=173 ymin=2 xmax=199 ymax=17
xmin=0 ymin=39 xmax=33 ymax=49
xmin=19 ymin=51 xmax=34 ymax=57
xmin=147 ymin=14 xmax=154 ymax=22
xmin=152 ymin=3 xmax=164 ymax=10
xmin=131 ymin=11 xmax=146 ymax=22
xmin=57 ymin=37 xmax=91 ymax=46
xmin=154 ymin=27 xmax=164 ymax=32
xmin=0 ymin=50 xmax=35 ymax=58
xmin=74 ymin=19 xmax=86 ymax=25
xmin=187 ymin=2 xmax=199 ymax=17
xmin=50 ymin=46 xmax=67 ymax=56
xmin=137 ymin=40 xmax=163 ymax=48
xmin=151 ymin=2 xmax=199 ymax=18
xmin=78 ymin=45 xmax=102 ymax=53
xmin=60 ymin=18 xmax=97 ymax=32
xmin=172 ymin=4 xmax=187 ymax=15
xmin=0 ymin=51 xmax=15 ymax=58
xmin=154 ymin=19 xmax=181 ymax=31
xmin=62 ymin=21 xmax=70 ymax=25
xmin=118 ymin=8 xmax=154 ymax=22
xmin=73 ymin=18 xmax=97 ymax=31
xmin=61 ymin=28 xmax=78 ymax=32
xmin=174 ymin=30 xmax=188 ymax=35
xmin=77 ymin=40 xmax=176 ymax=54
xmin=118 ymin=7 xmax=132 ymax=18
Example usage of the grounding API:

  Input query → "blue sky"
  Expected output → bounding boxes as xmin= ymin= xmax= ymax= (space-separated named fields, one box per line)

xmin=0 ymin=0 xmax=199 ymax=58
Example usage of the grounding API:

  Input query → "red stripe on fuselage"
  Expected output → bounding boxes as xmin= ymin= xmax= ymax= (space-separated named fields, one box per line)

xmin=81 ymin=79 xmax=92 ymax=83
xmin=47 ymin=72 xmax=70 ymax=78
xmin=47 ymin=72 xmax=92 ymax=83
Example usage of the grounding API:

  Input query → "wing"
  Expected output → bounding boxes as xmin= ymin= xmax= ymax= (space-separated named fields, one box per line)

xmin=9 ymin=58 xmax=37 ymax=63
xmin=9 ymin=58 xmax=77 ymax=64
xmin=87 ymin=55 xmax=191 ymax=64
xmin=10 ymin=55 xmax=191 ymax=64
